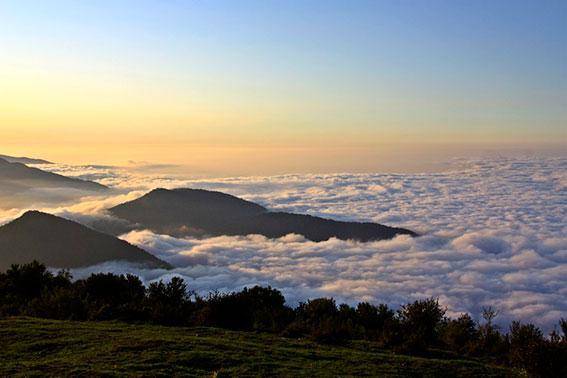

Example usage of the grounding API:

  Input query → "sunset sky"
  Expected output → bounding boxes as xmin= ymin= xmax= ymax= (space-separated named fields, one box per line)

xmin=1 ymin=0 xmax=565 ymax=174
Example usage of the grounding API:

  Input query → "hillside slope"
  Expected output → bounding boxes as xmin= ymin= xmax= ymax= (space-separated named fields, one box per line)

xmin=109 ymin=188 xmax=416 ymax=241
xmin=0 ymin=158 xmax=108 ymax=209
xmin=0 ymin=154 xmax=53 ymax=164
xmin=0 ymin=158 xmax=105 ymax=191
xmin=0 ymin=211 xmax=171 ymax=270
xmin=0 ymin=317 xmax=516 ymax=377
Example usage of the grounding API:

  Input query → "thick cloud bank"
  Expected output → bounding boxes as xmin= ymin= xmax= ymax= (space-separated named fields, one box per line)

xmin=3 ymin=157 xmax=566 ymax=330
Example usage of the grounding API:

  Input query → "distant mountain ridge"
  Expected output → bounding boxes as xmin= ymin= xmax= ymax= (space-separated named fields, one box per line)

xmin=0 ymin=154 xmax=53 ymax=164
xmin=0 ymin=211 xmax=171 ymax=271
xmin=0 ymin=157 xmax=108 ymax=208
xmin=109 ymin=188 xmax=416 ymax=242
xmin=0 ymin=158 xmax=106 ymax=191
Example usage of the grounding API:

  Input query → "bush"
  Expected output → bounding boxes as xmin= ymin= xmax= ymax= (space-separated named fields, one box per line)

xmin=397 ymin=298 xmax=445 ymax=353
xmin=146 ymin=277 xmax=193 ymax=325
xmin=195 ymin=286 xmax=292 ymax=332
xmin=355 ymin=302 xmax=397 ymax=343
xmin=77 ymin=273 xmax=146 ymax=321
xmin=509 ymin=321 xmax=544 ymax=371
xmin=0 ymin=261 xmax=71 ymax=316
xmin=287 ymin=298 xmax=355 ymax=344
xmin=473 ymin=307 xmax=508 ymax=361
xmin=508 ymin=321 xmax=567 ymax=377
xmin=440 ymin=313 xmax=478 ymax=354
xmin=1 ymin=261 xmax=565 ymax=374
xmin=26 ymin=286 xmax=85 ymax=320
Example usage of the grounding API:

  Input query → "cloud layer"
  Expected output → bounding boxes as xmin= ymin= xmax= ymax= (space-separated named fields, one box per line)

xmin=2 ymin=157 xmax=566 ymax=331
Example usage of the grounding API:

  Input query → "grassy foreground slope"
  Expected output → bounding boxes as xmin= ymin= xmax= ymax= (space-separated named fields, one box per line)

xmin=0 ymin=317 xmax=516 ymax=377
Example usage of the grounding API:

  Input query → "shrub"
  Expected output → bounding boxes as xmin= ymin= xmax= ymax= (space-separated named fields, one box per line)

xmin=289 ymin=298 xmax=354 ymax=344
xmin=473 ymin=307 xmax=508 ymax=361
xmin=508 ymin=321 xmax=567 ymax=377
xmin=77 ymin=273 xmax=146 ymax=321
xmin=397 ymin=298 xmax=446 ymax=353
xmin=146 ymin=277 xmax=193 ymax=325
xmin=0 ymin=261 xmax=71 ymax=316
xmin=440 ymin=313 xmax=478 ymax=354
xmin=195 ymin=286 xmax=292 ymax=332
xmin=0 ymin=261 xmax=565 ymax=374
xmin=356 ymin=302 xmax=397 ymax=343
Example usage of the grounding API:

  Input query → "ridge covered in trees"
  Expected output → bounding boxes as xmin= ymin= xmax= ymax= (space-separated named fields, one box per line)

xmin=0 ymin=211 xmax=171 ymax=271
xmin=108 ymin=188 xmax=416 ymax=241
xmin=1 ymin=261 xmax=565 ymax=377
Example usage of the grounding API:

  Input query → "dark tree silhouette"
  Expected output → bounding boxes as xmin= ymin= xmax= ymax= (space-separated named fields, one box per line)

xmin=0 ymin=261 xmax=565 ymax=376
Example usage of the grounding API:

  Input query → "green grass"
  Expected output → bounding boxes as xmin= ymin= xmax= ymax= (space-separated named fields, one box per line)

xmin=0 ymin=317 xmax=517 ymax=377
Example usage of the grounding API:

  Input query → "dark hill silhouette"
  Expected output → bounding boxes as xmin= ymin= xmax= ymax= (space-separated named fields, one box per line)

xmin=0 ymin=158 xmax=108 ymax=208
xmin=0 ymin=154 xmax=53 ymax=164
xmin=0 ymin=158 xmax=106 ymax=191
xmin=109 ymin=188 xmax=416 ymax=242
xmin=0 ymin=211 xmax=171 ymax=271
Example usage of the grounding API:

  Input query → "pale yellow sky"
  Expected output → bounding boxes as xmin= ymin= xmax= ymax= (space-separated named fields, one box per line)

xmin=1 ymin=1 xmax=565 ymax=175
xmin=1 ymin=138 xmax=564 ymax=177
xmin=1 ymin=66 xmax=564 ymax=175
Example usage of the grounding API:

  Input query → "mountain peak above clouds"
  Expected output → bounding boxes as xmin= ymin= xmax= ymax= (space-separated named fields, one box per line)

xmin=110 ymin=188 xmax=416 ymax=241
xmin=0 ymin=157 xmax=108 ymax=209
xmin=0 ymin=154 xmax=53 ymax=164
xmin=0 ymin=211 xmax=171 ymax=271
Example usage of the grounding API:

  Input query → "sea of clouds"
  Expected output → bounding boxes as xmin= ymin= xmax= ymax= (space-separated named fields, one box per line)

xmin=1 ymin=157 xmax=565 ymax=331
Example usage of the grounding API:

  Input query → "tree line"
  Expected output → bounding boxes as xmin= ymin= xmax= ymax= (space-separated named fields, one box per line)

xmin=0 ymin=261 xmax=565 ymax=377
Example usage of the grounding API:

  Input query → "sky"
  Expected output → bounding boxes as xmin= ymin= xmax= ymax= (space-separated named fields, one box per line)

xmin=1 ymin=0 xmax=566 ymax=174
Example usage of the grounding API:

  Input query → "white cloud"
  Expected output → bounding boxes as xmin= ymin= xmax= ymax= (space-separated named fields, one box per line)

xmin=3 ymin=156 xmax=566 ymax=331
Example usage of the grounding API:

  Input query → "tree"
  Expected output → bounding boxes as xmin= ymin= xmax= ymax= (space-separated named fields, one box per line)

xmin=77 ymin=273 xmax=146 ymax=320
xmin=356 ymin=302 xmax=396 ymax=343
xmin=194 ymin=286 xmax=292 ymax=331
xmin=559 ymin=318 xmax=567 ymax=343
xmin=475 ymin=306 xmax=507 ymax=359
xmin=287 ymin=298 xmax=353 ymax=343
xmin=509 ymin=321 xmax=544 ymax=376
xmin=398 ymin=298 xmax=446 ymax=352
xmin=440 ymin=313 xmax=478 ymax=354
xmin=146 ymin=277 xmax=193 ymax=325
